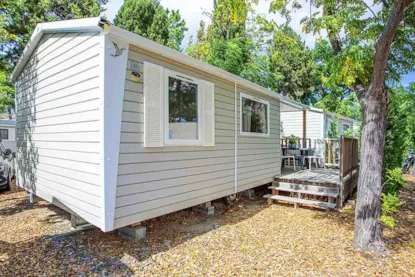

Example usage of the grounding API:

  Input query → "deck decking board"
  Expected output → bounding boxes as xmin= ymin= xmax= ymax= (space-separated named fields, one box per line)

xmin=276 ymin=169 xmax=341 ymax=186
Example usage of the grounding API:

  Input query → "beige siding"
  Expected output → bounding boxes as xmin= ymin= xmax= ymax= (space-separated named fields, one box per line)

xmin=15 ymin=32 xmax=102 ymax=227
xmin=114 ymin=45 xmax=281 ymax=229
xmin=236 ymin=87 xmax=280 ymax=192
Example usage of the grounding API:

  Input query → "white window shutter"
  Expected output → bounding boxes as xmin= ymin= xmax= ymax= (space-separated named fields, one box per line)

xmin=143 ymin=61 xmax=164 ymax=147
xmin=202 ymin=81 xmax=215 ymax=146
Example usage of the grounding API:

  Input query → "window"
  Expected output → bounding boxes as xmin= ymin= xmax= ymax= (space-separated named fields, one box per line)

xmin=143 ymin=62 xmax=215 ymax=148
xmin=240 ymin=93 xmax=270 ymax=137
xmin=164 ymin=70 xmax=202 ymax=145
xmin=343 ymin=124 xmax=350 ymax=131
xmin=0 ymin=129 xmax=8 ymax=140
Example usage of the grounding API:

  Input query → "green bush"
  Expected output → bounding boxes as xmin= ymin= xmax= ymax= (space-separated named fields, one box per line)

xmin=380 ymin=193 xmax=404 ymax=228
xmin=383 ymin=168 xmax=406 ymax=195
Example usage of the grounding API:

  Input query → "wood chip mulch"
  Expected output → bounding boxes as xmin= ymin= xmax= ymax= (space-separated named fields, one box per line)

xmin=1 ymin=181 xmax=414 ymax=276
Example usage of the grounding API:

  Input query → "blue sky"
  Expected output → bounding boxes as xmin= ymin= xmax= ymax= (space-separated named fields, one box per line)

xmin=103 ymin=0 xmax=413 ymax=86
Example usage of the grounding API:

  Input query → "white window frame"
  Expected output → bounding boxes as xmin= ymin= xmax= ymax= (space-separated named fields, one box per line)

xmin=240 ymin=93 xmax=270 ymax=137
xmin=164 ymin=69 xmax=203 ymax=146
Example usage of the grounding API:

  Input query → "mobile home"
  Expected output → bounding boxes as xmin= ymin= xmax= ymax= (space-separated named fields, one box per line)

xmin=281 ymin=107 xmax=360 ymax=140
xmin=0 ymin=119 xmax=16 ymax=152
xmin=11 ymin=18 xmax=306 ymax=231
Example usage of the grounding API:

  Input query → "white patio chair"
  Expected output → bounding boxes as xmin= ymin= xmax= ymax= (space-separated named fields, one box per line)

xmin=282 ymin=148 xmax=296 ymax=170
xmin=304 ymin=143 xmax=326 ymax=171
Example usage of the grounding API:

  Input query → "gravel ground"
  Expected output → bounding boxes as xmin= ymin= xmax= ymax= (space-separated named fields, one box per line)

xmin=1 ymin=180 xmax=414 ymax=277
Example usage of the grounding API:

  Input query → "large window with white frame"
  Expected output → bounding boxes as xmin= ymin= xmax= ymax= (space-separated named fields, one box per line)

xmin=240 ymin=93 xmax=270 ymax=137
xmin=164 ymin=69 xmax=203 ymax=146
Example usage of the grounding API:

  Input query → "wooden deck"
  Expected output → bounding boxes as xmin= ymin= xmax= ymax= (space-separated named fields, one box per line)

xmin=277 ymin=168 xmax=341 ymax=186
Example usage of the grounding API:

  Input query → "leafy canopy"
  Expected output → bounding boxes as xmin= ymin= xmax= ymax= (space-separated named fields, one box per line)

xmin=114 ymin=0 xmax=187 ymax=51
xmin=0 ymin=0 xmax=107 ymax=116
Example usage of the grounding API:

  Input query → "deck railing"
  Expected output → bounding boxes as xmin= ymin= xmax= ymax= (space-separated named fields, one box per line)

xmin=340 ymin=136 xmax=359 ymax=179
xmin=281 ymin=137 xmax=359 ymax=171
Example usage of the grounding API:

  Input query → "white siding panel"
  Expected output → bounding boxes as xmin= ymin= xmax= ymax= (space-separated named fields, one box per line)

xmin=15 ymin=32 xmax=102 ymax=228
xmin=281 ymin=111 xmax=303 ymax=138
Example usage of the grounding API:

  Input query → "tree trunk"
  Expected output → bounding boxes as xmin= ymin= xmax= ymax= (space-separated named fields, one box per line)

xmin=353 ymin=0 xmax=414 ymax=252
xmin=411 ymin=162 xmax=415 ymax=176
xmin=354 ymin=85 xmax=389 ymax=252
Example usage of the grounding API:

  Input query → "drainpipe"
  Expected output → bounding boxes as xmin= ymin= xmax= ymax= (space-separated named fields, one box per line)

xmin=234 ymin=82 xmax=238 ymax=194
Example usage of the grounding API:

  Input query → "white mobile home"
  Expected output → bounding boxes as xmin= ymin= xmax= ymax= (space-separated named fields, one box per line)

xmin=281 ymin=106 xmax=360 ymax=140
xmin=0 ymin=119 xmax=17 ymax=152
xmin=11 ymin=18 xmax=305 ymax=231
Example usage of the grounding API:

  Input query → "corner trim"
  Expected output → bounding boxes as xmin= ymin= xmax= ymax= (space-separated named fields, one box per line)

xmin=100 ymin=33 xmax=129 ymax=232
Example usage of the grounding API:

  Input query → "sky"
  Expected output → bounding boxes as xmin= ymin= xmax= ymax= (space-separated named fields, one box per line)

xmin=102 ymin=0 xmax=414 ymax=86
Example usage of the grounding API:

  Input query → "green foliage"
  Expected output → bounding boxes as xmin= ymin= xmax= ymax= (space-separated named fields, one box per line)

xmin=380 ymin=193 xmax=404 ymax=228
xmin=384 ymin=168 xmax=406 ymax=195
xmin=266 ymin=24 xmax=320 ymax=102
xmin=286 ymin=134 xmax=300 ymax=145
xmin=0 ymin=0 xmax=107 ymax=68
xmin=114 ymin=0 xmax=187 ymax=51
xmin=0 ymin=0 xmax=107 ymax=114
xmin=384 ymin=85 xmax=415 ymax=171
xmin=0 ymin=70 xmax=14 ymax=115
xmin=188 ymin=2 xmax=320 ymax=103
xmin=327 ymin=120 xmax=339 ymax=139
xmin=187 ymin=0 xmax=255 ymax=76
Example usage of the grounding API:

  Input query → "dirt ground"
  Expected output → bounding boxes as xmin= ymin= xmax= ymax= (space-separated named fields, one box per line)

xmin=1 ymin=178 xmax=414 ymax=277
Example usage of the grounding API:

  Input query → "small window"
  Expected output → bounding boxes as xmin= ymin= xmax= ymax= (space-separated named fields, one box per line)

xmin=343 ymin=124 xmax=350 ymax=131
xmin=240 ymin=93 xmax=270 ymax=137
xmin=165 ymin=70 xmax=202 ymax=145
xmin=0 ymin=129 xmax=8 ymax=140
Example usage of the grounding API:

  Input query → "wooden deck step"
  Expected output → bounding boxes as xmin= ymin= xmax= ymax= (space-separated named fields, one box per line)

xmin=268 ymin=186 xmax=339 ymax=198
xmin=272 ymin=181 xmax=339 ymax=195
xmin=264 ymin=194 xmax=336 ymax=209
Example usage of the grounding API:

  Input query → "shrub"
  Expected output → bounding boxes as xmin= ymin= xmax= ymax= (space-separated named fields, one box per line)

xmin=383 ymin=168 xmax=406 ymax=195
xmin=380 ymin=193 xmax=404 ymax=228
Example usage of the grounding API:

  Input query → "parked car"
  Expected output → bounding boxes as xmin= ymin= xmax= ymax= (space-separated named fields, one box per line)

xmin=0 ymin=139 xmax=15 ymax=191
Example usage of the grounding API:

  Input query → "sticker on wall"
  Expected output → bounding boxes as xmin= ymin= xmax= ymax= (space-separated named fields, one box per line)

xmin=169 ymin=129 xmax=173 ymax=139
xmin=110 ymin=42 xmax=126 ymax=58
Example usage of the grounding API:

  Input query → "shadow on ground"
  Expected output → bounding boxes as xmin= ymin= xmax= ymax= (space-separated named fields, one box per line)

xmin=0 ymin=185 xmax=271 ymax=275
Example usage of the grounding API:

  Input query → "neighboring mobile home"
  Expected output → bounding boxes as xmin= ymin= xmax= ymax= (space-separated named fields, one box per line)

xmin=280 ymin=107 xmax=360 ymax=140
xmin=11 ymin=17 xmax=306 ymax=232
xmin=0 ymin=119 xmax=17 ymax=153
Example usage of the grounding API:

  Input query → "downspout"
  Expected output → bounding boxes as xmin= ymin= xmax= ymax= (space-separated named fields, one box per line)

xmin=234 ymin=82 xmax=238 ymax=194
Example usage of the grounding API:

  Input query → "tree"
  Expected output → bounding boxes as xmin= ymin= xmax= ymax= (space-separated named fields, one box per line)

xmin=114 ymin=0 xmax=187 ymax=51
xmin=265 ymin=24 xmax=319 ymax=102
xmin=271 ymin=0 xmax=415 ymax=251
xmin=187 ymin=0 xmax=255 ymax=75
xmin=0 ymin=0 xmax=107 ymax=116
xmin=188 ymin=1 xmax=319 ymax=102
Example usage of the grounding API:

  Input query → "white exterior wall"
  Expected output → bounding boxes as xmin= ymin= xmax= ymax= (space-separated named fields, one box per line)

xmin=280 ymin=110 xmax=323 ymax=139
xmin=0 ymin=125 xmax=16 ymax=152
xmin=14 ymin=32 xmax=103 ymax=227
xmin=113 ymin=45 xmax=280 ymax=229
xmin=281 ymin=111 xmax=303 ymax=138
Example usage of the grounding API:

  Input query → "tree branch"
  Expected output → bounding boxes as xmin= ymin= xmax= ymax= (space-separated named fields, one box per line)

xmin=371 ymin=0 xmax=414 ymax=89
xmin=359 ymin=0 xmax=377 ymax=18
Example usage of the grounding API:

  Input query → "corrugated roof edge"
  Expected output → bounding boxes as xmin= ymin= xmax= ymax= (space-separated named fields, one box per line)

xmin=11 ymin=17 xmax=308 ymax=111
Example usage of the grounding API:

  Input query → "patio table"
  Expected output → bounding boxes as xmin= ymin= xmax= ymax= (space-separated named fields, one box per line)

xmin=299 ymin=148 xmax=313 ymax=169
